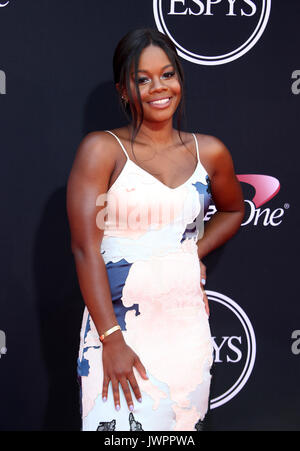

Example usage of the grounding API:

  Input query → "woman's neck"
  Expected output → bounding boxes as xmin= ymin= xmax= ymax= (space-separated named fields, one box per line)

xmin=129 ymin=119 xmax=178 ymax=148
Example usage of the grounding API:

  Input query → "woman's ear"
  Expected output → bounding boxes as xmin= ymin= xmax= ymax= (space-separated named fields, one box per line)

xmin=116 ymin=83 xmax=128 ymax=102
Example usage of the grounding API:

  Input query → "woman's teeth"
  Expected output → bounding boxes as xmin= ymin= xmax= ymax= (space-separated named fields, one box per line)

xmin=150 ymin=98 xmax=170 ymax=105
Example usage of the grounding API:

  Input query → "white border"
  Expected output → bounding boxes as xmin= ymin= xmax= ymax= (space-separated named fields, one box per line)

xmin=206 ymin=290 xmax=256 ymax=409
xmin=153 ymin=0 xmax=272 ymax=65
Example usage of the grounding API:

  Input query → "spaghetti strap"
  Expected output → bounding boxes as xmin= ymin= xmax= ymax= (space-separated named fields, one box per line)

xmin=105 ymin=130 xmax=130 ymax=161
xmin=192 ymin=133 xmax=200 ymax=163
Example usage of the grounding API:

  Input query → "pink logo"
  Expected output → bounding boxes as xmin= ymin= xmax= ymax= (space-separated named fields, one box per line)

xmin=237 ymin=175 xmax=280 ymax=208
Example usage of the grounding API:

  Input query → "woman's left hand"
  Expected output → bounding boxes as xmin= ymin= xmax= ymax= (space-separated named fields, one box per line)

xmin=199 ymin=259 xmax=209 ymax=317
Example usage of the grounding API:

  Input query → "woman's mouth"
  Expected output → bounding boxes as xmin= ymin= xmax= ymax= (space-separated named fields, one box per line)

xmin=148 ymin=97 xmax=172 ymax=108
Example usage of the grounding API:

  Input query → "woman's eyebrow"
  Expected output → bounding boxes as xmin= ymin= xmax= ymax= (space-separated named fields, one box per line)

xmin=131 ymin=64 xmax=174 ymax=75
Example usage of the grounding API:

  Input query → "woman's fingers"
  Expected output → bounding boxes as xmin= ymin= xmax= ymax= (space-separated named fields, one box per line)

xmin=111 ymin=377 xmax=121 ymax=411
xmin=202 ymin=288 xmax=210 ymax=317
xmin=102 ymin=374 xmax=110 ymax=402
xmin=127 ymin=372 xmax=143 ymax=404
xmin=119 ymin=377 xmax=134 ymax=411
xmin=103 ymin=372 xmax=143 ymax=411
xmin=134 ymin=356 xmax=149 ymax=381
xmin=103 ymin=369 xmax=144 ymax=410
xmin=199 ymin=260 xmax=209 ymax=316
xmin=199 ymin=259 xmax=207 ymax=286
xmin=102 ymin=350 xmax=147 ymax=411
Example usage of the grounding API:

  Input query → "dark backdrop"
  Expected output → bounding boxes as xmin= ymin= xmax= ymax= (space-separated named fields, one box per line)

xmin=0 ymin=0 xmax=299 ymax=431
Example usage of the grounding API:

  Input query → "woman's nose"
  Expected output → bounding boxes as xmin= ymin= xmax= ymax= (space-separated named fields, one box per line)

xmin=149 ymin=77 xmax=167 ymax=92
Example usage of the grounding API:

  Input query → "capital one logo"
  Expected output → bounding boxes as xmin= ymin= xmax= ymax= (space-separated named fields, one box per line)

xmin=0 ymin=1 xmax=9 ymax=7
xmin=153 ymin=0 xmax=272 ymax=65
xmin=238 ymin=174 xmax=284 ymax=227
xmin=205 ymin=174 xmax=288 ymax=227
xmin=207 ymin=291 xmax=256 ymax=409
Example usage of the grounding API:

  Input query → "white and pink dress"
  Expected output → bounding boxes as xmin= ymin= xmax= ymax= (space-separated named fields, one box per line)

xmin=77 ymin=130 xmax=214 ymax=431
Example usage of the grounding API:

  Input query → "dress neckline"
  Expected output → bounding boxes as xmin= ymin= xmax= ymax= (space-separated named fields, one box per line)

xmin=127 ymin=158 xmax=200 ymax=191
xmin=107 ymin=158 xmax=201 ymax=192
xmin=106 ymin=129 xmax=201 ymax=192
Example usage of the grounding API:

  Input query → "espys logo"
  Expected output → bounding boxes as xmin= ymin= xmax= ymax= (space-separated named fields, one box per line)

xmin=153 ymin=0 xmax=272 ymax=65
xmin=205 ymin=174 xmax=288 ymax=227
xmin=0 ymin=330 xmax=7 ymax=358
xmin=0 ymin=1 xmax=9 ymax=7
xmin=207 ymin=291 xmax=256 ymax=409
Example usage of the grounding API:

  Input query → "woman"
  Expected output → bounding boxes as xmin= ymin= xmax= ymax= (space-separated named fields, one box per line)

xmin=66 ymin=28 xmax=244 ymax=431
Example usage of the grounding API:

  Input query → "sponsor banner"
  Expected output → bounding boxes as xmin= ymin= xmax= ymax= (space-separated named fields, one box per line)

xmin=205 ymin=174 xmax=288 ymax=227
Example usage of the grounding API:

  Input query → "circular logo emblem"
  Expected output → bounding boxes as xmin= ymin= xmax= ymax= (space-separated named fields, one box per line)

xmin=153 ymin=0 xmax=272 ymax=65
xmin=206 ymin=290 xmax=256 ymax=409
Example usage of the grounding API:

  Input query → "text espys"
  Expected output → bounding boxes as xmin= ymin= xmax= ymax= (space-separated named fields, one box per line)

xmin=168 ymin=0 xmax=257 ymax=17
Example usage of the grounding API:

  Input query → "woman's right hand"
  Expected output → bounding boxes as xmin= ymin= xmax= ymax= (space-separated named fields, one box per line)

xmin=101 ymin=331 xmax=148 ymax=411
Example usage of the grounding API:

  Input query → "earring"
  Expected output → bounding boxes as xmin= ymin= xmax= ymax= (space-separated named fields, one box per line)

xmin=121 ymin=95 xmax=128 ymax=105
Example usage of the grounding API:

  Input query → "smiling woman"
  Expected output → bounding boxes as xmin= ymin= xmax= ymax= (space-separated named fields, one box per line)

xmin=113 ymin=28 xmax=185 ymax=144
xmin=66 ymin=28 xmax=245 ymax=431
xmin=127 ymin=46 xmax=182 ymax=128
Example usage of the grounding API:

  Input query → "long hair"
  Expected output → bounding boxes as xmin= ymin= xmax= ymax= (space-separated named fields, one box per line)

xmin=113 ymin=28 xmax=186 ymax=148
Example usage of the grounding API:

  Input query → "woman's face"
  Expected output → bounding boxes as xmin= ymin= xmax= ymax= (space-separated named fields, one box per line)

xmin=126 ymin=45 xmax=182 ymax=124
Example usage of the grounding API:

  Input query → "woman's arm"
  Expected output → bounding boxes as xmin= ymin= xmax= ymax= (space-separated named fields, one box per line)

xmin=195 ymin=136 xmax=244 ymax=317
xmin=196 ymin=136 xmax=245 ymax=260
xmin=66 ymin=131 xmax=147 ymax=412
xmin=67 ymin=132 xmax=119 ymax=335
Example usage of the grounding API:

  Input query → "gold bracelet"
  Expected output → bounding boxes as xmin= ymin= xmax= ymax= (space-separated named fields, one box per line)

xmin=100 ymin=325 xmax=121 ymax=342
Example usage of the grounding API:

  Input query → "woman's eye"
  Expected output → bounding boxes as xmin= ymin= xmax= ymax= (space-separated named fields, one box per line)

xmin=162 ymin=71 xmax=175 ymax=79
xmin=136 ymin=71 xmax=175 ymax=84
xmin=137 ymin=77 xmax=150 ymax=84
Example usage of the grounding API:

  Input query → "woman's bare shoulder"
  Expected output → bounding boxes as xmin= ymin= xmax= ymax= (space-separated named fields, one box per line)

xmin=74 ymin=130 xmax=116 ymax=163
xmin=194 ymin=133 xmax=233 ymax=177
xmin=195 ymin=132 xmax=227 ymax=153
xmin=70 ymin=130 xmax=122 ymax=179
xmin=180 ymin=130 xmax=225 ymax=150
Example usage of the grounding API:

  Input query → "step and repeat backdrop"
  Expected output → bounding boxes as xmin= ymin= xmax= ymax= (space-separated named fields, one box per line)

xmin=0 ymin=0 xmax=299 ymax=431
